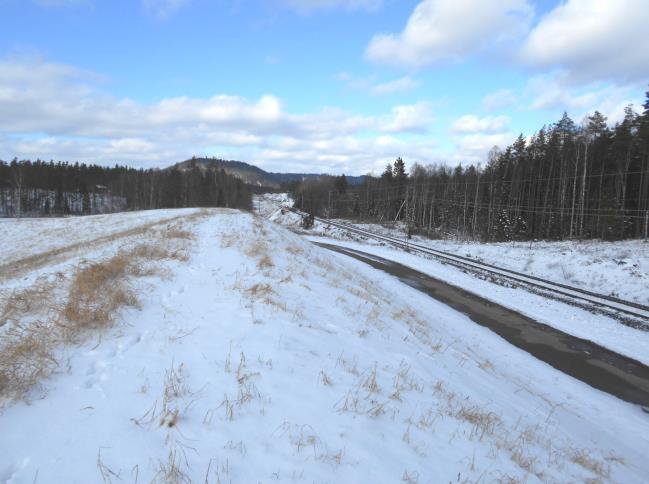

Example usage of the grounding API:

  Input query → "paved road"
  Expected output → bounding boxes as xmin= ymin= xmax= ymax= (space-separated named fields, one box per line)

xmin=316 ymin=242 xmax=649 ymax=409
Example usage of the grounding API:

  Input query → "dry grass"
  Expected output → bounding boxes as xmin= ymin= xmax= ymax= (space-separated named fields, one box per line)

xmin=0 ymin=275 xmax=61 ymax=328
xmin=320 ymin=370 xmax=333 ymax=386
xmin=153 ymin=448 xmax=191 ymax=484
xmin=0 ymin=212 xmax=195 ymax=281
xmin=246 ymin=283 xmax=276 ymax=299
xmin=60 ymin=254 xmax=140 ymax=339
xmin=131 ymin=243 xmax=187 ymax=262
xmin=0 ymin=320 xmax=58 ymax=400
xmin=0 ymin=224 xmax=197 ymax=403
xmin=257 ymin=255 xmax=274 ymax=270
xmin=219 ymin=232 xmax=240 ymax=249
xmin=570 ymin=449 xmax=611 ymax=479
xmin=164 ymin=228 xmax=194 ymax=240
xmin=244 ymin=240 xmax=268 ymax=259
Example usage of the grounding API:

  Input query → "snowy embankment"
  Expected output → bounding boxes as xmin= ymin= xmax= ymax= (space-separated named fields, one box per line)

xmin=258 ymin=194 xmax=649 ymax=306
xmin=1 ymin=208 xmax=648 ymax=482
xmin=261 ymin=196 xmax=649 ymax=364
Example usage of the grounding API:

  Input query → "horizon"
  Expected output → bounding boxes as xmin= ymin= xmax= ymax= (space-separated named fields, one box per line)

xmin=1 ymin=0 xmax=647 ymax=176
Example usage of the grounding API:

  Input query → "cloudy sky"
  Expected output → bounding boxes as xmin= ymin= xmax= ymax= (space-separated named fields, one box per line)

xmin=0 ymin=0 xmax=647 ymax=174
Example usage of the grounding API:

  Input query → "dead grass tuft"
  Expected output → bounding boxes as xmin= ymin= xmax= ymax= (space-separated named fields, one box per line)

xmin=244 ymin=240 xmax=268 ymax=259
xmin=455 ymin=405 xmax=500 ymax=440
xmin=153 ymin=448 xmax=191 ymax=484
xmin=246 ymin=283 xmax=276 ymax=299
xmin=286 ymin=245 xmax=304 ymax=256
xmin=320 ymin=370 xmax=333 ymax=386
xmin=164 ymin=228 xmax=194 ymax=240
xmin=0 ymin=320 xmax=58 ymax=400
xmin=257 ymin=255 xmax=274 ymax=270
xmin=0 ymin=275 xmax=61 ymax=328
xmin=570 ymin=449 xmax=611 ymax=478
xmin=61 ymin=253 xmax=140 ymax=338
xmin=131 ymin=243 xmax=187 ymax=262
xmin=0 ymin=225 xmax=196 ymax=403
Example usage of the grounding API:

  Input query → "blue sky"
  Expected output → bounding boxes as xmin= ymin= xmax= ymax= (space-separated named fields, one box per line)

xmin=0 ymin=0 xmax=647 ymax=174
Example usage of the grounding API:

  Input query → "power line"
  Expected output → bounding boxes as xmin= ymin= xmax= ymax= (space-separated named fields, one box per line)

xmin=348 ymin=170 xmax=649 ymax=196
xmin=315 ymin=196 xmax=649 ymax=220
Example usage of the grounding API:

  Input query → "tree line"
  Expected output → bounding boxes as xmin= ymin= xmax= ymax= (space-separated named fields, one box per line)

xmin=292 ymin=89 xmax=649 ymax=241
xmin=0 ymin=158 xmax=252 ymax=217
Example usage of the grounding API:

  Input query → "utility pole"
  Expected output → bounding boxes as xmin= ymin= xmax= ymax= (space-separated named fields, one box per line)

xmin=328 ymin=190 xmax=332 ymax=218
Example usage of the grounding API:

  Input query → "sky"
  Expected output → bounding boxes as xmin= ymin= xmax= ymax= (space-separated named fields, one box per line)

xmin=0 ymin=0 xmax=647 ymax=175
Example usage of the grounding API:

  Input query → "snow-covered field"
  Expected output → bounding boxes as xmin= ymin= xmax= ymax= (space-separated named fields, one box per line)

xmin=2 ymin=207 xmax=649 ymax=483
xmin=0 ymin=208 xmax=200 ymax=268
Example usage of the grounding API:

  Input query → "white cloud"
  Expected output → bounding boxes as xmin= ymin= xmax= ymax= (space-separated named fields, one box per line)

xmin=142 ymin=0 xmax=190 ymax=19
xmin=454 ymin=132 xmax=517 ymax=162
xmin=527 ymin=74 xmax=642 ymax=124
xmin=335 ymin=72 xmax=372 ymax=90
xmin=520 ymin=0 xmax=649 ymax=83
xmin=481 ymin=89 xmax=517 ymax=111
xmin=336 ymin=73 xmax=420 ymax=96
xmin=380 ymin=102 xmax=434 ymax=133
xmin=281 ymin=0 xmax=382 ymax=13
xmin=366 ymin=0 xmax=532 ymax=68
xmin=0 ymin=57 xmax=440 ymax=174
xmin=371 ymin=76 xmax=420 ymax=96
xmin=452 ymin=114 xmax=510 ymax=133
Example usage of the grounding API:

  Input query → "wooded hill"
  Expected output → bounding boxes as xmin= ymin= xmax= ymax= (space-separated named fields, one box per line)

xmin=173 ymin=157 xmax=365 ymax=189
xmin=0 ymin=159 xmax=252 ymax=217
xmin=292 ymin=90 xmax=649 ymax=241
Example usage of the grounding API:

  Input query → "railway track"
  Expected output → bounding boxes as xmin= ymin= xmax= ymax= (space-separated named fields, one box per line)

xmin=316 ymin=216 xmax=649 ymax=323
xmin=260 ymin=197 xmax=649 ymax=323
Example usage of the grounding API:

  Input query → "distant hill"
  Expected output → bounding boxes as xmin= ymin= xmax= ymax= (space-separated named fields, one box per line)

xmin=172 ymin=158 xmax=365 ymax=189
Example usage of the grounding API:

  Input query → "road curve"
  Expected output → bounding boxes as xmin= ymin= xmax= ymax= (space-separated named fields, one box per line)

xmin=316 ymin=242 xmax=649 ymax=410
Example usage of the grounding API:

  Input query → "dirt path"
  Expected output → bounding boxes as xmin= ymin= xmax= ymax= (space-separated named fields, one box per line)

xmin=317 ymin=242 xmax=649 ymax=409
xmin=0 ymin=212 xmax=200 ymax=281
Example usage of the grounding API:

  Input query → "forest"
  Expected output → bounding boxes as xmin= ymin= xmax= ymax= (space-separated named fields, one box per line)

xmin=292 ymin=90 xmax=649 ymax=241
xmin=0 ymin=158 xmax=252 ymax=217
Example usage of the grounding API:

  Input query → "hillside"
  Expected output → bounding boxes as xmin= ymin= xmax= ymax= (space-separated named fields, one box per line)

xmin=1 ymin=208 xmax=648 ymax=482
xmin=174 ymin=157 xmax=366 ymax=189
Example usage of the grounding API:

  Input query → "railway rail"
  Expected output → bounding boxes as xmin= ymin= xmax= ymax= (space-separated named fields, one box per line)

xmin=316 ymin=216 xmax=649 ymax=322
xmin=261 ymin=197 xmax=649 ymax=323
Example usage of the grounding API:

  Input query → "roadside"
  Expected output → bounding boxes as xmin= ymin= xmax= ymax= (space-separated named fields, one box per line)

xmin=318 ymin=242 xmax=649 ymax=408
xmin=307 ymin=233 xmax=649 ymax=367
xmin=256 ymin=195 xmax=649 ymax=366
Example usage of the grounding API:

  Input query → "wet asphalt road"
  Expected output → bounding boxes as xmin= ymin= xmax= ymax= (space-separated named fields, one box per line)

xmin=316 ymin=242 xmax=649 ymax=409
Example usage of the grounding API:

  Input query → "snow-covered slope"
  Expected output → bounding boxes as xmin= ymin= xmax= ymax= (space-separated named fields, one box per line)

xmin=256 ymin=194 xmax=649 ymax=305
xmin=324 ymin=221 xmax=649 ymax=306
xmin=1 ymin=209 xmax=648 ymax=483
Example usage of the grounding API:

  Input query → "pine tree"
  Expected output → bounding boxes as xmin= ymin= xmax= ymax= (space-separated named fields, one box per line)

xmin=392 ymin=157 xmax=407 ymax=182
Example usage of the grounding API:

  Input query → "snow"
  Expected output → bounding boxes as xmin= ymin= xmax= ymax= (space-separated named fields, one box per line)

xmin=2 ymin=208 xmax=649 ymax=483
xmin=259 ymin=194 xmax=649 ymax=364
xmin=0 ymin=208 xmax=200 ymax=266
xmin=306 ymin=235 xmax=649 ymax=367
xmin=326 ymin=222 xmax=649 ymax=306
xmin=258 ymin=194 xmax=649 ymax=305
